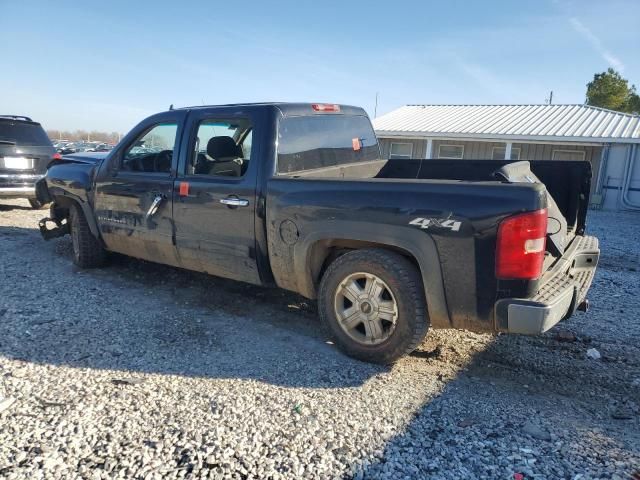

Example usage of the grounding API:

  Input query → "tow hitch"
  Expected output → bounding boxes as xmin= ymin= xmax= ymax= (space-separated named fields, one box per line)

xmin=38 ymin=217 xmax=70 ymax=241
xmin=577 ymin=299 xmax=589 ymax=312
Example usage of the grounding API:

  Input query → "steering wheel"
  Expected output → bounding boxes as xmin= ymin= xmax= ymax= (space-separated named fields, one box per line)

xmin=153 ymin=150 xmax=173 ymax=172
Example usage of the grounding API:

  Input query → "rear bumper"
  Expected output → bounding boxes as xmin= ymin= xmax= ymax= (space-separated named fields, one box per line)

xmin=495 ymin=235 xmax=599 ymax=334
xmin=0 ymin=173 xmax=42 ymax=198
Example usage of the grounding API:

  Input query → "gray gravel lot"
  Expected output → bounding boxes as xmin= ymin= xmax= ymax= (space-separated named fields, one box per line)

xmin=0 ymin=199 xmax=638 ymax=479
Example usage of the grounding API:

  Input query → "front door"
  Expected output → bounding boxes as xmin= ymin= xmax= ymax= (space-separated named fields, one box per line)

xmin=94 ymin=115 xmax=184 ymax=266
xmin=172 ymin=110 xmax=261 ymax=284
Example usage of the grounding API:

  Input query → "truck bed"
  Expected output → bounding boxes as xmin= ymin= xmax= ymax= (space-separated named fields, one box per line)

xmin=377 ymin=158 xmax=591 ymax=236
xmin=269 ymin=157 xmax=594 ymax=333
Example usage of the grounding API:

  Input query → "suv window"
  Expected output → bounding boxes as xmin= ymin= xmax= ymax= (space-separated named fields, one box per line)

xmin=0 ymin=119 xmax=52 ymax=146
xmin=189 ymin=118 xmax=252 ymax=177
xmin=121 ymin=123 xmax=177 ymax=173
xmin=277 ymin=115 xmax=379 ymax=174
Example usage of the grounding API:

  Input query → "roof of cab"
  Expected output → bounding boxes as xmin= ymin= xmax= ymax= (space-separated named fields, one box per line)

xmin=175 ymin=102 xmax=368 ymax=117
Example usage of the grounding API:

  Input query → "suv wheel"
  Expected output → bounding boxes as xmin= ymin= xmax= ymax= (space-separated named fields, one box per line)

xmin=318 ymin=249 xmax=429 ymax=364
xmin=69 ymin=203 xmax=106 ymax=268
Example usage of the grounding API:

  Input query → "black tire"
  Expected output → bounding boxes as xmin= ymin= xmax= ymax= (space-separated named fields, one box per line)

xmin=318 ymin=248 xmax=429 ymax=364
xmin=69 ymin=203 xmax=106 ymax=268
xmin=28 ymin=198 xmax=48 ymax=209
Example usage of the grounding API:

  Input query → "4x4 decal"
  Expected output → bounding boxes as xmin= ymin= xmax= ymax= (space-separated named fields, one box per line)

xmin=409 ymin=217 xmax=462 ymax=232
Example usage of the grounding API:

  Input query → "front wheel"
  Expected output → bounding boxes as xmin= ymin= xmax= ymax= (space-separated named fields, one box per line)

xmin=318 ymin=249 xmax=429 ymax=364
xmin=69 ymin=203 xmax=107 ymax=268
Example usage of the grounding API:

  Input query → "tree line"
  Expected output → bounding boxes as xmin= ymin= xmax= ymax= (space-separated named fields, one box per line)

xmin=586 ymin=68 xmax=640 ymax=114
xmin=46 ymin=130 xmax=122 ymax=144
xmin=44 ymin=69 xmax=637 ymax=142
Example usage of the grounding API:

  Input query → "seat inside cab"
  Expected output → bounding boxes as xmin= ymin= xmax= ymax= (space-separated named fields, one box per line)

xmin=191 ymin=120 xmax=252 ymax=177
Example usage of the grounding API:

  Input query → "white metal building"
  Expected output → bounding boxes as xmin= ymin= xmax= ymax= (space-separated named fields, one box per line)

xmin=373 ymin=104 xmax=640 ymax=211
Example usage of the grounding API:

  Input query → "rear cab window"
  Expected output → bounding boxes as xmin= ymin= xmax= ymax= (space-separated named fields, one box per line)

xmin=0 ymin=119 xmax=52 ymax=146
xmin=276 ymin=114 xmax=380 ymax=175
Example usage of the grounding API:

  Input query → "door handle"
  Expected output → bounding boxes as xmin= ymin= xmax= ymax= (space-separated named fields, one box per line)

xmin=220 ymin=197 xmax=249 ymax=207
xmin=146 ymin=194 xmax=165 ymax=219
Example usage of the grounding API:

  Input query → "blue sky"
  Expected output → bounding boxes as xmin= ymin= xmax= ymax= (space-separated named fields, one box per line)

xmin=1 ymin=0 xmax=638 ymax=133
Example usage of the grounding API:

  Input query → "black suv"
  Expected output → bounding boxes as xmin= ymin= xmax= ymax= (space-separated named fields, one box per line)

xmin=0 ymin=115 xmax=57 ymax=208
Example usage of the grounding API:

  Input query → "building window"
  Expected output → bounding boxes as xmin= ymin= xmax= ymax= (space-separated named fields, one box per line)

xmin=552 ymin=150 xmax=586 ymax=161
xmin=492 ymin=146 xmax=521 ymax=160
xmin=389 ymin=142 xmax=413 ymax=159
xmin=438 ymin=144 xmax=464 ymax=159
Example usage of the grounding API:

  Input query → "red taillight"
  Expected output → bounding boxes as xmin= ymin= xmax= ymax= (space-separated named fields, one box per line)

xmin=496 ymin=208 xmax=548 ymax=280
xmin=52 ymin=153 xmax=62 ymax=161
xmin=311 ymin=103 xmax=340 ymax=112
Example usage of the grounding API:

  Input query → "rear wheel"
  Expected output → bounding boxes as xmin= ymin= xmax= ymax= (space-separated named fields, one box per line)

xmin=69 ymin=203 xmax=106 ymax=268
xmin=318 ymin=249 xmax=429 ymax=364
xmin=28 ymin=198 xmax=48 ymax=209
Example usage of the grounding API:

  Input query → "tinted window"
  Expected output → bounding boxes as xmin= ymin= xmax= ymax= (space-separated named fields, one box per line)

xmin=0 ymin=120 xmax=51 ymax=146
xmin=277 ymin=115 xmax=379 ymax=174
xmin=121 ymin=123 xmax=177 ymax=173
xmin=190 ymin=118 xmax=252 ymax=177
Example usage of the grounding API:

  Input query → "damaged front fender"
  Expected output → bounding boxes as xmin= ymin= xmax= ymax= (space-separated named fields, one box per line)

xmin=35 ymin=178 xmax=52 ymax=205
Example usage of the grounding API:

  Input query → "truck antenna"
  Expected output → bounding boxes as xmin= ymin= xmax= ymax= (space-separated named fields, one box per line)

xmin=169 ymin=104 xmax=174 ymax=110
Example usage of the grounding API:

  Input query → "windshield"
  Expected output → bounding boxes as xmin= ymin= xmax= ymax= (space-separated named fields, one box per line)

xmin=0 ymin=120 xmax=51 ymax=146
xmin=277 ymin=115 xmax=379 ymax=174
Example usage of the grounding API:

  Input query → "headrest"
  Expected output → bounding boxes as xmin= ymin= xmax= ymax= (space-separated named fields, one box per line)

xmin=207 ymin=136 xmax=242 ymax=160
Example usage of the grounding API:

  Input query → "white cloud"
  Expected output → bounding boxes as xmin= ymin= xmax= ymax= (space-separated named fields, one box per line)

xmin=569 ymin=17 xmax=625 ymax=71
xmin=453 ymin=59 xmax=534 ymax=102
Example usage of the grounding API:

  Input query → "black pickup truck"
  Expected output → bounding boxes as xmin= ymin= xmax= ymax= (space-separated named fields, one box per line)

xmin=36 ymin=102 xmax=600 ymax=363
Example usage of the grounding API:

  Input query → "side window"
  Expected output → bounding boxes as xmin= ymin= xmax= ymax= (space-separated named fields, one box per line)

xmin=121 ymin=123 xmax=177 ymax=173
xmin=438 ymin=144 xmax=464 ymax=159
xmin=552 ymin=150 xmax=586 ymax=161
xmin=492 ymin=147 xmax=521 ymax=160
xmin=389 ymin=142 xmax=413 ymax=159
xmin=190 ymin=118 xmax=252 ymax=177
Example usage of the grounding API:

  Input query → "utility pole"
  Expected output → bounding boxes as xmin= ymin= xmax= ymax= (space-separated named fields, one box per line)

xmin=374 ymin=92 xmax=379 ymax=118
xmin=546 ymin=90 xmax=554 ymax=105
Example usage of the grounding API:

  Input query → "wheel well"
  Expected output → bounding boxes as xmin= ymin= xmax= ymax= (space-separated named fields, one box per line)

xmin=50 ymin=195 xmax=74 ymax=221
xmin=309 ymin=239 xmax=423 ymax=290
xmin=49 ymin=195 xmax=101 ymax=239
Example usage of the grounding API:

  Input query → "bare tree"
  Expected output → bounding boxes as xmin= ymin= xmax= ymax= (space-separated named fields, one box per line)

xmin=46 ymin=129 xmax=124 ymax=143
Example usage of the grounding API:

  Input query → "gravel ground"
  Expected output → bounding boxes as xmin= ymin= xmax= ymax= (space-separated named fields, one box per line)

xmin=0 ymin=198 xmax=638 ymax=480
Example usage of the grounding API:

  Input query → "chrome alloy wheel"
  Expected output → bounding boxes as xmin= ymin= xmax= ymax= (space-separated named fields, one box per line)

xmin=333 ymin=272 xmax=399 ymax=345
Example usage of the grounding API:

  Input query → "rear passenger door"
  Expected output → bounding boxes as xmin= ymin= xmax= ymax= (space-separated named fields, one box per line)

xmin=93 ymin=111 xmax=186 ymax=266
xmin=173 ymin=108 xmax=261 ymax=284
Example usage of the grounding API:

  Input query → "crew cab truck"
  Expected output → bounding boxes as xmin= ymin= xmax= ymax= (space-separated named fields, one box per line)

xmin=36 ymin=103 xmax=600 ymax=364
